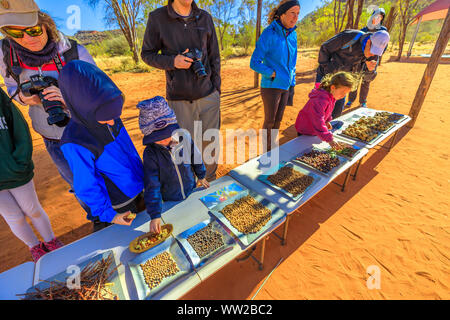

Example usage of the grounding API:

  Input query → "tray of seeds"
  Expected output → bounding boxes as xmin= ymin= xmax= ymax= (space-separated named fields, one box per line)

xmin=375 ymin=111 xmax=407 ymax=124
xmin=292 ymin=147 xmax=348 ymax=177
xmin=21 ymin=251 xmax=126 ymax=300
xmin=338 ymin=122 xmax=381 ymax=144
xmin=128 ymin=237 xmax=194 ymax=300
xmin=209 ymin=189 xmax=286 ymax=247
xmin=129 ymin=224 xmax=173 ymax=254
xmin=356 ymin=116 xmax=395 ymax=133
xmin=176 ymin=218 xmax=236 ymax=269
xmin=257 ymin=161 xmax=321 ymax=201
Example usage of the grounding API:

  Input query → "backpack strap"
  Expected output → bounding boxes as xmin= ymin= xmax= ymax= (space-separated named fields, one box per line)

xmin=2 ymin=40 xmax=22 ymax=100
xmin=341 ymin=31 xmax=366 ymax=51
xmin=63 ymin=39 xmax=80 ymax=62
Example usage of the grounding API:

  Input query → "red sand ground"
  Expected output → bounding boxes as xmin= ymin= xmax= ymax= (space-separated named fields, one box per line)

xmin=1 ymin=55 xmax=449 ymax=299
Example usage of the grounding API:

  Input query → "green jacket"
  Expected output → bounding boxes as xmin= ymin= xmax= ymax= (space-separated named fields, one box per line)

xmin=0 ymin=88 xmax=34 ymax=190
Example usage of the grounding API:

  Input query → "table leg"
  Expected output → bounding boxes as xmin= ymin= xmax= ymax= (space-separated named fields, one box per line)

xmin=258 ymin=238 xmax=266 ymax=271
xmin=388 ymin=130 xmax=399 ymax=152
xmin=352 ymin=157 xmax=364 ymax=181
xmin=282 ymin=215 xmax=290 ymax=246
xmin=341 ymin=168 xmax=351 ymax=192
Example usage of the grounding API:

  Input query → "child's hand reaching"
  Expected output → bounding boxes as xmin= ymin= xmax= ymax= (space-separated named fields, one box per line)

xmin=150 ymin=218 xmax=162 ymax=234
xmin=111 ymin=212 xmax=133 ymax=226
xmin=329 ymin=140 xmax=341 ymax=150
xmin=198 ymin=178 xmax=210 ymax=189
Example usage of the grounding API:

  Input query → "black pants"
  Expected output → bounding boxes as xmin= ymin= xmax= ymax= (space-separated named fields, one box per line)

xmin=348 ymin=80 xmax=371 ymax=104
xmin=261 ymin=88 xmax=289 ymax=149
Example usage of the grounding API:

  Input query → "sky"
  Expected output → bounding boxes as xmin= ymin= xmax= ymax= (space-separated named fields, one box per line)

xmin=35 ymin=0 xmax=324 ymax=36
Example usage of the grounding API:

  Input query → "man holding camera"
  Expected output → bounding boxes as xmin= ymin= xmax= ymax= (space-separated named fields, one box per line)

xmin=141 ymin=0 xmax=221 ymax=181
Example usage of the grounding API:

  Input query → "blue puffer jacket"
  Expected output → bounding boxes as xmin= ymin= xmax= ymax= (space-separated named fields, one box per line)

xmin=58 ymin=61 xmax=144 ymax=223
xmin=143 ymin=132 xmax=206 ymax=220
xmin=250 ymin=20 xmax=297 ymax=90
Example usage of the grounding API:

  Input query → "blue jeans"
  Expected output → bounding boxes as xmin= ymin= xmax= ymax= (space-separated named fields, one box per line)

xmin=43 ymin=138 xmax=95 ymax=221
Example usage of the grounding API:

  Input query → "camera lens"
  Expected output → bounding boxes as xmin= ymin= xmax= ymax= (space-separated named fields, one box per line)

xmin=192 ymin=60 xmax=208 ymax=78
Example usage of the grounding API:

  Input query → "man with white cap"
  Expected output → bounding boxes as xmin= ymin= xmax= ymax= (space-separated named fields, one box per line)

xmin=315 ymin=28 xmax=390 ymax=119
xmin=0 ymin=0 xmax=107 ymax=231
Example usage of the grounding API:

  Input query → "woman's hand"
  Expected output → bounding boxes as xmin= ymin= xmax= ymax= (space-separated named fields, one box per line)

xmin=111 ymin=212 xmax=133 ymax=226
xmin=18 ymin=91 xmax=41 ymax=106
xmin=198 ymin=178 xmax=210 ymax=189
xmin=150 ymin=218 xmax=162 ymax=234
xmin=42 ymin=86 xmax=66 ymax=106
xmin=326 ymin=122 xmax=333 ymax=130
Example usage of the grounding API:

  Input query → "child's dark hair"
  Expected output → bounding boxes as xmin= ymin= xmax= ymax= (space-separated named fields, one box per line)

xmin=319 ymin=71 xmax=359 ymax=93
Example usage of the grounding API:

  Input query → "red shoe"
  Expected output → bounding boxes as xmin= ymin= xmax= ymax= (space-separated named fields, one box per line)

xmin=44 ymin=238 xmax=64 ymax=252
xmin=30 ymin=242 xmax=48 ymax=263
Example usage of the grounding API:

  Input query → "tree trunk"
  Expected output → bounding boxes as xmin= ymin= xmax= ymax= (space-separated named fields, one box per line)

xmin=346 ymin=0 xmax=356 ymax=29
xmin=384 ymin=1 xmax=399 ymax=32
xmin=396 ymin=23 xmax=408 ymax=60
xmin=354 ymin=0 xmax=365 ymax=28
xmin=408 ymin=9 xmax=450 ymax=127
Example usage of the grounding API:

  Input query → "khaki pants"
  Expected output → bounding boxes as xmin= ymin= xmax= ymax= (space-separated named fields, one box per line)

xmin=168 ymin=90 xmax=221 ymax=181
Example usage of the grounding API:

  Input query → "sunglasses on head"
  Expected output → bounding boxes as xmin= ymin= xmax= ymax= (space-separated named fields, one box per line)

xmin=3 ymin=25 xmax=43 ymax=39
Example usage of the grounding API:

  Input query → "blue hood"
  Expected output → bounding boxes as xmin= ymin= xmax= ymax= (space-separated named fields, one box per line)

xmin=58 ymin=60 xmax=124 ymax=127
xmin=58 ymin=60 xmax=125 ymax=157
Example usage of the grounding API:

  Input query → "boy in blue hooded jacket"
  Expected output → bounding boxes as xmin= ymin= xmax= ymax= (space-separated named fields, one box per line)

xmin=138 ymin=96 xmax=209 ymax=233
xmin=57 ymin=60 xmax=144 ymax=228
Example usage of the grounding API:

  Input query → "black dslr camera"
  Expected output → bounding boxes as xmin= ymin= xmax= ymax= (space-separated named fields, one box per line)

xmin=183 ymin=48 xmax=207 ymax=79
xmin=20 ymin=75 xmax=70 ymax=127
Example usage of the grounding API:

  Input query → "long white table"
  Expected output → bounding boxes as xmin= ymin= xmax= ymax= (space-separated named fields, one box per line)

xmin=0 ymin=262 xmax=35 ymax=300
xmin=1 ymin=108 xmax=410 ymax=300
xmin=7 ymin=176 xmax=284 ymax=300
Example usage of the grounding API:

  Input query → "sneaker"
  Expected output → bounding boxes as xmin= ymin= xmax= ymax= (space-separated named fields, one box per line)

xmin=30 ymin=242 xmax=48 ymax=263
xmin=43 ymin=238 xmax=64 ymax=252
xmin=360 ymin=102 xmax=368 ymax=108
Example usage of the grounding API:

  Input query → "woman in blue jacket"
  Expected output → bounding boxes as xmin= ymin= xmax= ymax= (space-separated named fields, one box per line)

xmin=250 ymin=0 xmax=300 ymax=150
xmin=57 ymin=60 xmax=144 ymax=229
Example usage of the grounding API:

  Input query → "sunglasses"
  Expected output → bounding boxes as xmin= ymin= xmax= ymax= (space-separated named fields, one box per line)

xmin=3 ymin=25 xmax=44 ymax=39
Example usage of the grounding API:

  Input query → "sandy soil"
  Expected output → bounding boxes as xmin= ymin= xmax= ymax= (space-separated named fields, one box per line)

xmin=1 ymin=54 xmax=449 ymax=300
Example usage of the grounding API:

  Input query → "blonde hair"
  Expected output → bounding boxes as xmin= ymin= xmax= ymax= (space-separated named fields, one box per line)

xmin=1 ymin=11 xmax=60 ymax=42
xmin=268 ymin=0 xmax=299 ymax=25
xmin=319 ymin=71 xmax=360 ymax=92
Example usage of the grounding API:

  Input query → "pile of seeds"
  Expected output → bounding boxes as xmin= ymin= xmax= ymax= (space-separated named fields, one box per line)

xmin=220 ymin=195 xmax=272 ymax=234
xmin=267 ymin=165 xmax=314 ymax=197
xmin=332 ymin=142 xmax=358 ymax=158
xmin=375 ymin=111 xmax=404 ymax=123
xmin=187 ymin=223 xmax=225 ymax=258
xmin=296 ymin=150 xmax=340 ymax=173
xmin=140 ymin=252 xmax=179 ymax=290
xmin=342 ymin=123 xmax=379 ymax=142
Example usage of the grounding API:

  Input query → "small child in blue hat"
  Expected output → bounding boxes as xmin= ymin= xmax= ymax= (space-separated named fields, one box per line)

xmin=138 ymin=96 xmax=210 ymax=233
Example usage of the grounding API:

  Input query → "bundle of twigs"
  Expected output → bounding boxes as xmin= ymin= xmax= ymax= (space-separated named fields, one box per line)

xmin=18 ymin=253 xmax=121 ymax=300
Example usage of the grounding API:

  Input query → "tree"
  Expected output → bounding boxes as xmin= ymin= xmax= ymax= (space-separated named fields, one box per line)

xmin=384 ymin=1 xmax=399 ymax=33
xmin=345 ymin=0 xmax=356 ymax=29
xmin=334 ymin=0 xmax=349 ymax=33
xmin=85 ymin=0 xmax=144 ymax=63
xmin=396 ymin=0 xmax=421 ymax=60
xmin=353 ymin=0 xmax=365 ymax=29
xmin=207 ymin=0 xmax=240 ymax=51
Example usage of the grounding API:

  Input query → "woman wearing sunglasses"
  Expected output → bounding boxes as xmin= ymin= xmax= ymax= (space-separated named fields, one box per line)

xmin=0 ymin=1 xmax=99 ymax=229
